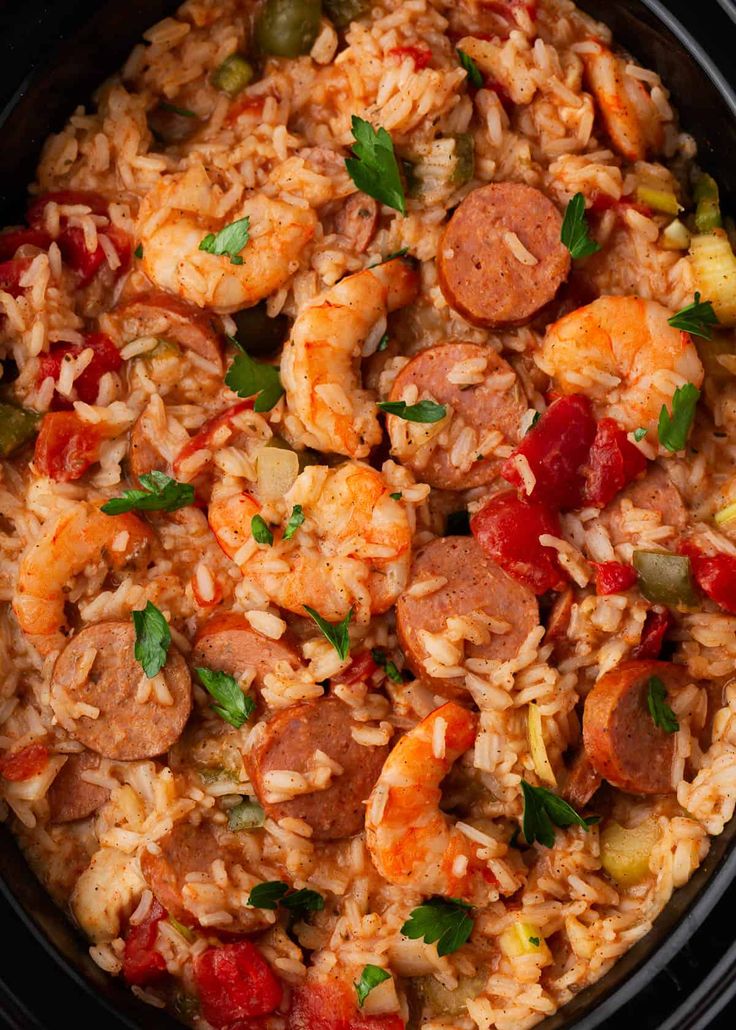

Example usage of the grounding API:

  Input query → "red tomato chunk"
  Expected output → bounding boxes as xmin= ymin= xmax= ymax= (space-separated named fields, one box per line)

xmin=34 ymin=411 xmax=104 ymax=482
xmin=0 ymin=742 xmax=49 ymax=781
xmin=631 ymin=608 xmax=672 ymax=660
xmin=123 ymin=898 xmax=168 ymax=987
xmin=288 ymin=979 xmax=404 ymax=1030
xmin=194 ymin=940 xmax=282 ymax=1029
xmin=591 ymin=561 xmax=637 ymax=596
xmin=0 ymin=228 xmax=51 ymax=262
xmin=688 ymin=549 xmax=736 ymax=615
xmin=388 ymin=45 xmax=432 ymax=69
xmin=470 ymin=491 xmax=566 ymax=595
xmin=37 ymin=332 xmax=122 ymax=407
xmin=0 ymin=257 xmax=33 ymax=297
xmin=583 ymin=418 xmax=647 ymax=508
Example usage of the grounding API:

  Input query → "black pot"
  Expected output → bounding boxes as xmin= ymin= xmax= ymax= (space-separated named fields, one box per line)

xmin=0 ymin=0 xmax=735 ymax=1026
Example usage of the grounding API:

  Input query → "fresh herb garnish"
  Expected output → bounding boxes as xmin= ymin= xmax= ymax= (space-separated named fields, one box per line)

xmin=633 ymin=427 xmax=647 ymax=442
xmin=198 ymin=215 xmax=250 ymax=265
xmin=355 ymin=965 xmax=391 ymax=1008
xmin=225 ymin=339 xmax=284 ymax=412
xmin=527 ymin=411 xmax=542 ymax=434
xmin=134 ymin=243 xmax=143 ymax=259
xmin=159 ymin=100 xmax=197 ymax=118
xmin=283 ymin=504 xmax=305 ymax=541
xmin=251 ymin=513 xmax=273 ymax=545
xmin=389 ymin=492 xmax=402 ymax=501
xmin=101 ymin=471 xmax=194 ymax=515
xmin=168 ymin=917 xmax=196 ymax=943
xmin=667 ymin=292 xmax=719 ymax=340
xmin=657 ymin=382 xmax=701 ymax=453
xmin=457 ymin=48 xmax=483 ymax=89
xmin=520 ymin=780 xmax=598 ymax=848
xmin=646 ymin=675 xmax=679 ymax=733
xmin=560 ymin=192 xmax=601 ymax=259
xmin=132 ymin=602 xmax=171 ymax=678
xmin=345 ymin=116 xmax=406 ymax=216
xmin=280 ymin=888 xmax=325 ymax=915
xmin=303 ymin=606 xmax=353 ymax=660
xmin=195 ymin=667 xmax=255 ymax=728
xmin=528 ymin=936 xmax=541 ymax=947
xmin=248 ymin=880 xmax=324 ymax=917
xmin=377 ymin=399 xmax=447 ymax=423
xmin=401 ymin=898 xmax=473 ymax=957
xmin=377 ymin=333 xmax=390 ymax=352
xmin=371 ymin=648 xmax=402 ymax=684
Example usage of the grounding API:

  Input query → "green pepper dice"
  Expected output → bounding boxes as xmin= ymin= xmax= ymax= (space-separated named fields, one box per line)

xmin=633 ymin=550 xmax=698 ymax=608
xmin=0 ymin=403 xmax=41 ymax=457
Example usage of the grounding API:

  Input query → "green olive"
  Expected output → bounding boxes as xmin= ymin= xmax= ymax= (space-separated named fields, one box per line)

xmin=232 ymin=301 xmax=290 ymax=357
xmin=255 ymin=0 xmax=322 ymax=57
xmin=323 ymin=0 xmax=372 ymax=28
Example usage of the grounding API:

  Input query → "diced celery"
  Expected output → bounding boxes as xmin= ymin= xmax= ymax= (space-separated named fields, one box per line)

xmin=600 ymin=818 xmax=659 ymax=886
xmin=660 ymin=218 xmax=690 ymax=250
xmin=633 ymin=550 xmax=698 ymax=608
xmin=694 ymin=173 xmax=722 ymax=233
xmin=227 ymin=797 xmax=265 ymax=831
xmin=635 ymin=184 xmax=681 ymax=215
xmin=527 ymin=703 xmax=556 ymax=786
xmin=689 ymin=229 xmax=736 ymax=325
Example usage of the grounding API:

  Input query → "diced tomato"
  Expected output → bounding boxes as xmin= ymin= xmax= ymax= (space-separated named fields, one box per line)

xmin=37 ymin=332 xmax=123 ymax=407
xmin=588 ymin=191 xmax=652 ymax=219
xmin=685 ymin=546 xmax=736 ymax=615
xmin=591 ymin=561 xmax=637 ymax=596
xmin=0 ymin=257 xmax=33 ymax=297
xmin=0 ymin=228 xmax=51 ymax=262
xmin=57 ymin=226 xmax=106 ymax=285
xmin=288 ymin=979 xmax=404 ymax=1030
xmin=122 ymin=898 xmax=168 ymax=987
xmin=173 ymin=400 xmax=255 ymax=476
xmin=27 ymin=190 xmax=109 ymax=227
xmin=470 ymin=491 xmax=566 ymax=595
xmin=194 ymin=941 xmax=282 ymax=1029
xmin=0 ymin=742 xmax=49 ymax=782
xmin=631 ymin=608 xmax=672 ymax=660
xmin=502 ymin=394 xmax=597 ymax=510
xmin=583 ymin=418 xmax=647 ymax=508
xmin=332 ymin=651 xmax=378 ymax=686
xmin=34 ymin=411 xmax=104 ymax=482
xmin=388 ymin=45 xmax=432 ymax=69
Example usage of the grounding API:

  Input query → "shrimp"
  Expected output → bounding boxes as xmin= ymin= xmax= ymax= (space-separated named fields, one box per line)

xmin=137 ymin=163 xmax=317 ymax=314
xmin=208 ymin=461 xmax=412 ymax=621
xmin=12 ymin=502 xmax=153 ymax=653
xmin=281 ymin=257 xmax=420 ymax=458
xmin=538 ymin=295 xmax=704 ymax=434
xmin=581 ymin=42 xmax=664 ymax=162
xmin=366 ymin=702 xmax=508 ymax=904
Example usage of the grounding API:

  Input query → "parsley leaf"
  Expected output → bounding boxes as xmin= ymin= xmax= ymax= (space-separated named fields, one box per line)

xmin=303 ymin=605 xmax=353 ymax=660
xmin=560 ymin=192 xmax=601 ymax=259
xmin=248 ymin=881 xmax=289 ymax=910
xmin=371 ymin=648 xmax=403 ymax=684
xmin=667 ymin=292 xmax=719 ymax=340
xmin=280 ymin=888 xmax=325 ymax=916
xmin=369 ymin=247 xmax=410 ymax=269
xmin=377 ymin=399 xmax=447 ymax=423
xmin=658 ymin=383 xmax=701 ymax=452
xmin=377 ymin=333 xmax=390 ymax=352
xmin=401 ymin=898 xmax=473 ymax=957
xmin=633 ymin=427 xmax=647 ymax=442
xmin=132 ymin=602 xmax=171 ymax=678
xmin=159 ymin=100 xmax=196 ymax=118
xmin=646 ymin=675 xmax=679 ymax=733
xmin=457 ymin=48 xmax=483 ymax=89
xmin=355 ymin=966 xmax=391 ymax=1008
xmin=225 ymin=340 xmax=284 ymax=412
xmin=251 ymin=513 xmax=273 ymax=545
xmin=248 ymin=880 xmax=324 ymax=917
xmin=283 ymin=504 xmax=305 ymax=541
xmin=195 ymin=667 xmax=255 ymax=728
xmin=389 ymin=491 xmax=402 ymax=501
xmin=101 ymin=471 xmax=194 ymax=515
xmin=198 ymin=215 xmax=250 ymax=265
xmin=345 ymin=116 xmax=406 ymax=216
xmin=521 ymin=780 xmax=598 ymax=848
xmin=528 ymin=936 xmax=541 ymax=947
xmin=134 ymin=243 xmax=143 ymax=259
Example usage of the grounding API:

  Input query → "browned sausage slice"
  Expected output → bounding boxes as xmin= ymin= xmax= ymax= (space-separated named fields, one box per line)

xmin=112 ymin=290 xmax=223 ymax=371
xmin=245 ymin=696 xmax=389 ymax=840
xmin=598 ymin=465 xmax=688 ymax=545
xmin=51 ymin=622 xmax=192 ymax=761
xmin=583 ymin=659 xmax=686 ymax=795
xmin=128 ymin=413 xmax=169 ymax=484
xmin=335 ymin=193 xmax=379 ymax=253
xmin=192 ymin=612 xmax=302 ymax=690
xmin=47 ymin=751 xmax=111 ymax=823
xmin=561 ymin=749 xmax=601 ymax=809
xmin=140 ymin=821 xmax=271 ymax=932
xmin=396 ymin=536 xmax=539 ymax=697
xmin=438 ymin=182 xmax=571 ymax=327
xmin=387 ymin=342 xmax=526 ymax=490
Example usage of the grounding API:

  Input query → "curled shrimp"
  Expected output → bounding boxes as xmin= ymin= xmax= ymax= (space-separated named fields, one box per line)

xmin=208 ymin=461 xmax=412 ymax=621
xmin=581 ymin=42 xmax=664 ymax=162
xmin=281 ymin=257 xmax=420 ymax=458
xmin=366 ymin=702 xmax=510 ymax=904
xmin=538 ymin=295 xmax=704 ymax=434
xmin=137 ymin=163 xmax=317 ymax=314
xmin=12 ymin=502 xmax=153 ymax=653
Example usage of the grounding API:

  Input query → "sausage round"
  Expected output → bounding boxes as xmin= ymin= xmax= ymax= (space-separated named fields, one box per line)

xmin=437 ymin=182 xmax=571 ymax=327
xmin=386 ymin=342 xmax=526 ymax=490
xmin=396 ymin=536 xmax=539 ymax=697
xmin=583 ymin=659 xmax=686 ymax=794
xmin=245 ymin=696 xmax=389 ymax=840
xmin=128 ymin=413 xmax=169 ymax=484
xmin=598 ymin=465 xmax=688 ymax=545
xmin=47 ymin=750 xmax=110 ymax=823
xmin=111 ymin=290 xmax=223 ymax=371
xmin=561 ymin=749 xmax=601 ymax=809
xmin=192 ymin=612 xmax=302 ymax=690
xmin=51 ymin=622 xmax=192 ymax=761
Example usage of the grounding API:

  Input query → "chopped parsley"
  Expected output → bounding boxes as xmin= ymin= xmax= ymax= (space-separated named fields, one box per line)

xmin=667 ymin=292 xmax=719 ymax=340
xmin=520 ymin=780 xmax=598 ymax=849
xmin=457 ymin=48 xmax=483 ymax=89
xmin=251 ymin=513 xmax=273 ymax=545
xmin=101 ymin=471 xmax=194 ymax=515
xmin=389 ymin=491 xmax=402 ymax=501
xmin=646 ymin=675 xmax=679 ymax=734
xmin=633 ymin=427 xmax=647 ymax=442
xmin=225 ymin=339 xmax=284 ymax=412
xmin=134 ymin=243 xmax=143 ymax=259
xmin=159 ymin=100 xmax=196 ymax=118
xmin=528 ymin=936 xmax=541 ymax=947
xmin=198 ymin=215 xmax=250 ymax=265
xmin=345 ymin=116 xmax=406 ymax=216
xmin=248 ymin=880 xmax=324 ymax=918
xmin=377 ymin=333 xmax=390 ymax=352
xmin=355 ymin=965 xmax=391 ymax=1007
xmin=304 ymin=606 xmax=353 ymax=661
xmin=132 ymin=601 xmax=171 ymax=678
xmin=377 ymin=399 xmax=447 ymax=423
xmin=560 ymin=192 xmax=601 ymax=259
xmin=371 ymin=648 xmax=403 ymax=684
xmin=283 ymin=504 xmax=305 ymax=541
xmin=401 ymin=898 xmax=473 ymax=957
xmin=657 ymin=383 xmax=701 ymax=452
xmin=195 ymin=667 xmax=255 ymax=728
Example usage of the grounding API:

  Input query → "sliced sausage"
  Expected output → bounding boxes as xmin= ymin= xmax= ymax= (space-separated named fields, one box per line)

xmin=111 ymin=290 xmax=223 ymax=371
xmin=396 ymin=536 xmax=539 ymax=697
xmin=437 ymin=182 xmax=571 ymax=327
xmin=387 ymin=342 xmax=527 ymax=490
xmin=140 ymin=821 xmax=271 ymax=932
xmin=335 ymin=193 xmax=379 ymax=253
xmin=561 ymin=749 xmax=601 ymax=809
xmin=583 ymin=659 xmax=687 ymax=795
xmin=192 ymin=612 xmax=302 ymax=690
xmin=598 ymin=465 xmax=688 ymax=545
xmin=47 ymin=750 xmax=111 ymax=823
xmin=51 ymin=622 xmax=192 ymax=761
xmin=245 ymin=696 xmax=389 ymax=840
xmin=128 ymin=413 xmax=169 ymax=484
